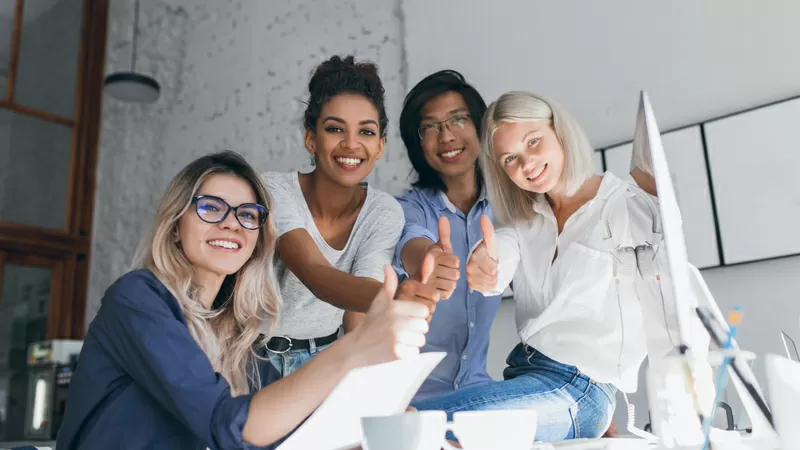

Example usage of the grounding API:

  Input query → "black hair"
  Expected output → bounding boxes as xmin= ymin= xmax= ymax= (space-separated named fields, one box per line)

xmin=303 ymin=55 xmax=388 ymax=137
xmin=399 ymin=70 xmax=487 ymax=193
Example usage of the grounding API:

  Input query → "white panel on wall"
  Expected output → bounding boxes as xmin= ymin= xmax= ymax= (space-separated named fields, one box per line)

xmin=604 ymin=126 xmax=720 ymax=268
xmin=704 ymin=98 xmax=800 ymax=264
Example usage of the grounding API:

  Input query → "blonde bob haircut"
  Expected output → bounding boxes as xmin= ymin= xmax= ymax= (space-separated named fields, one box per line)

xmin=480 ymin=91 xmax=596 ymax=226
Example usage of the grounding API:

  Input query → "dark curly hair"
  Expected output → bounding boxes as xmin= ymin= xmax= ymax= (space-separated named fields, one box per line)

xmin=303 ymin=55 xmax=388 ymax=137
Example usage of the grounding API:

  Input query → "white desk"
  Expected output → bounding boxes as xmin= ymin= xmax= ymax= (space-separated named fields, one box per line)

xmin=532 ymin=436 xmax=780 ymax=450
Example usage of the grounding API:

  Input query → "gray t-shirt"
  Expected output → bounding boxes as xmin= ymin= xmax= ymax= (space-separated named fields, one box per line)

xmin=262 ymin=171 xmax=404 ymax=339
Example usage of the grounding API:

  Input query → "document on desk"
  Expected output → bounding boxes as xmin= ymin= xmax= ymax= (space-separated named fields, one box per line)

xmin=277 ymin=351 xmax=446 ymax=450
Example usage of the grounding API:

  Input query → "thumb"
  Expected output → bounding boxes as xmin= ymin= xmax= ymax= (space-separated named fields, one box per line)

xmin=480 ymin=215 xmax=497 ymax=259
xmin=420 ymin=252 xmax=435 ymax=284
xmin=437 ymin=216 xmax=453 ymax=252
xmin=381 ymin=265 xmax=398 ymax=301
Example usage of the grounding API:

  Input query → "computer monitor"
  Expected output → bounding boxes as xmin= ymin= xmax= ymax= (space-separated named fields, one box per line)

xmin=632 ymin=92 xmax=775 ymax=439
xmin=630 ymin=91 xmax=696 ymax=347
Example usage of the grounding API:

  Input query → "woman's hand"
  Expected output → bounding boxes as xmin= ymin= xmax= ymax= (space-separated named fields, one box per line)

xmin=347 ymin=265 xmax=433 ymax=366
xmin=465 ymin=215 xmax=498 ymax=292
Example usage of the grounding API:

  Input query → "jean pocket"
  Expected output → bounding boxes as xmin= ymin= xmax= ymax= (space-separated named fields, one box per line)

xmin=573 ymin=384 xmax=614 ymax=439
xmin=592 ymin=381 xmax=617 ymax=406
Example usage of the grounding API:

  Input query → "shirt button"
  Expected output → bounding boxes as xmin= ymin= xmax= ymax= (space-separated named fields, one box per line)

xmin=469 ymin=322 xmax=475 ymax=328
xmin=462 ymin=354 xmax=468 ymax=360
xmin=454 ymin=382 xmax=459 ymax=389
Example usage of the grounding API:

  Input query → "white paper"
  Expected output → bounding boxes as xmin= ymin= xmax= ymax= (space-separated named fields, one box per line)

xmin=277 ymin=352 xmax=446 ymax=450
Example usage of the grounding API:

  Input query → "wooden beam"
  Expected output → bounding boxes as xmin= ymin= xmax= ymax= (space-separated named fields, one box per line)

xmin=69 ymin=0 xmax=111 ymax=338
xmin=64 ymin=0 xmax=94 ymax=233
xmin=0 ymin=222 xmax=89 ymax=256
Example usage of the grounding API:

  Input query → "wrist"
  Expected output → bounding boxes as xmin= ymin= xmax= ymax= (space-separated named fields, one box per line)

xmin=333 ymin=331 xmax=365 ymax=372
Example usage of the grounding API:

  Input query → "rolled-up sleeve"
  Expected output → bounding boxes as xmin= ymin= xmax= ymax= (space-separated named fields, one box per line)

xmin=94 ymin=283 xmax=266 ymax=450
xmin=393 ymin=192 xmax=437 ymax=277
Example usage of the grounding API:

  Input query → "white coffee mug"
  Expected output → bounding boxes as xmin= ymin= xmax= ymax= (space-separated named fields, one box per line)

xmin=361 ymin=411 xmax=448 ymax=450
xmin=443 ymin=410 xmax=538 ymax=450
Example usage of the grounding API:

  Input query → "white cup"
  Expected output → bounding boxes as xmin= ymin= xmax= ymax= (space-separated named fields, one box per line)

xmin=444 ymin=410 xmax=538 ymax=450
xmin=361 ymin=411 xmax=448 ymax=450
xmin=361 ymin=409 xmax=538 ymax=450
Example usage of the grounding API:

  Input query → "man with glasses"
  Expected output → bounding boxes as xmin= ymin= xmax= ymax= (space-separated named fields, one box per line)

xmin=393 ymin=70 xmax=502 ymax=401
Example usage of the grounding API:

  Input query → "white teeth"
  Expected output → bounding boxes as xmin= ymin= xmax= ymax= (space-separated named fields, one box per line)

xmin=528 ymin=165 xmax=546 ymax=180
xmin=335 ymin=157 xmax=362 ymax=166
xmin=208 ymin=240 xmax=240 ymax=249
xmin=440 ymin=149 xmax=463 ymax=159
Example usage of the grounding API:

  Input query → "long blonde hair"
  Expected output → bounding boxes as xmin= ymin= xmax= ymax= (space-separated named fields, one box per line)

xmin=132 ymin=151 xmax=280 ymax=395
xmin=480 ymin=91 xmax=596 ymax=226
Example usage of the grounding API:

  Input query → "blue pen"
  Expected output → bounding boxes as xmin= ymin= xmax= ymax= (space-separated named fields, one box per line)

xmin=701 ymin=306 xmax=743 ymax=450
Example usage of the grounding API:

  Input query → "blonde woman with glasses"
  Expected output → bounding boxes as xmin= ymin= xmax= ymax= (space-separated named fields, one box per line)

xmin=57 ymin=151 xmax=434 ymax=450
xmin=412 ymin=92 xmax=711 ymax=444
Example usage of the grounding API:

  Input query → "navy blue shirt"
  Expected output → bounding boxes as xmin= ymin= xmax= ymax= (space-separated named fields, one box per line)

xmin=56 ymin=269 xmax=283 ymax=450
xmin=393 ymin=188 xmax=502 ymax=401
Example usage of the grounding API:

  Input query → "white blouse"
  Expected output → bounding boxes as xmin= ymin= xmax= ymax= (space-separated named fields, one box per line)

xmin=481 ymin=172 xmax=710 ymax=393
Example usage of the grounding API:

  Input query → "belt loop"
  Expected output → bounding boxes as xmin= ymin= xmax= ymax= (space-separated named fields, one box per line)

xmin=309 ymin=337 xmax=318 ymax=355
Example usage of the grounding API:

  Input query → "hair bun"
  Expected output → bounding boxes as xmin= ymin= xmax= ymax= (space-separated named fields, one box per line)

xmin=302 ymin=55 xmax=388 ymax=135
xmin=308 ymin=55 xmax=381 ymax=96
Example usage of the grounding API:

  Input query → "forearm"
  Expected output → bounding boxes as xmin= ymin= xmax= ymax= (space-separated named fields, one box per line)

xmin=302 ymin=264 xmax=382 ymax=313
xmin=243 ymin=335 xmax=360 ymax=446
xmin=400 ymin=237 xmax=435 ymax=278
xmin=342 ymin=312 xmax=365 ymax=333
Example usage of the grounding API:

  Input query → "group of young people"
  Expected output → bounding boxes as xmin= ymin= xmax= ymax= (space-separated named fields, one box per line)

xmin=56 ymin=54 xmax=697 ymax=449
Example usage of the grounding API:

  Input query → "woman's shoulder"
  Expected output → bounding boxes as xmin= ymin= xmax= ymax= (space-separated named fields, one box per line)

xmin=364 ymin=186 xmax=404 ymax=218
xmin=102 ymin=269 xmax=181 ymax=317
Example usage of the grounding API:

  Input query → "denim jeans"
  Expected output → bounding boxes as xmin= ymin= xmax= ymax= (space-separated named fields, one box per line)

xmin=412 ymin=343 xmax=617 ymax=443
xmin=262 ymin=341 xmax=333 ymax=378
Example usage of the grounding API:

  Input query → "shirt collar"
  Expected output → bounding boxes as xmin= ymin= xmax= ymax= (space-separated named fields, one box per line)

xmin=430 ymin=185 xmax=488 ymax=214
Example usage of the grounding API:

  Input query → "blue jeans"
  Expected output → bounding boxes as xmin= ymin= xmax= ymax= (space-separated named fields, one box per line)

xmin=412 ymin=343 xmax=617 ymax=443
xmin=263 ymin=341 xmax=332 ymax=377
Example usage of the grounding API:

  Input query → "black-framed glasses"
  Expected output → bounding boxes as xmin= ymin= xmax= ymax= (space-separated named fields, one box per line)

xmin=417 ymin=114 xmax=473 ymax=139
xmin=192 ymin=195 xmax=268 ymax=230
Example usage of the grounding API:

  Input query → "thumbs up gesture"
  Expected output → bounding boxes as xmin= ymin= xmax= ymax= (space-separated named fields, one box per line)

xmin=352 ymin=265 xmax=432 ymax=364
xmin=400 ymin=253 xmax=441 ymax=321
xmin=466 ymin=215 xmax=498 ymax=293
xmin=415 ymin=216 xmax=461 ymax=300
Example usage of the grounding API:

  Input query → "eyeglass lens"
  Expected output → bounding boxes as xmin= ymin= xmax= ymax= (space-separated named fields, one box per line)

xmin=195 ymin=196 xmax=266 ymax=230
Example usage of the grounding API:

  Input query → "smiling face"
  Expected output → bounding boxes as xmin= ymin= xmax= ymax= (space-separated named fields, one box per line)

xmin=492 ymin=121 xmax=565 ymax=194
xmin=176 ymin=173 xmax=262 ymax=283
xmin=305 ymin=92 xmax=385 ymax=187
xmin=418 ymin=91 xmax=480 ymax=183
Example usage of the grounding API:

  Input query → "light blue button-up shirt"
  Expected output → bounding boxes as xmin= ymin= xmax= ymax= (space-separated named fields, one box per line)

xmin=393 ymin=187 xmax=502 ymax=401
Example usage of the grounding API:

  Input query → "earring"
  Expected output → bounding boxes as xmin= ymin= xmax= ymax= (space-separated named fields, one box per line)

xmin=309 ymin=153 xmax=316 ymax=166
